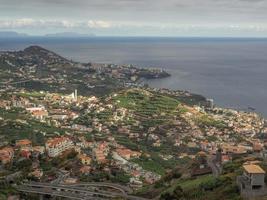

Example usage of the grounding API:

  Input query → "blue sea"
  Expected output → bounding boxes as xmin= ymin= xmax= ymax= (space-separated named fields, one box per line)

xmin=0 ymin=37 xmax=267 ymax=117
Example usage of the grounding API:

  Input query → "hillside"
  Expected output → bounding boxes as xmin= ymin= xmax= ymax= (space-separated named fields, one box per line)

xmin=0 ymin=46 xmax=171 ymax=96
xmin=0 ymin=47 xmax=266 ymax=200
xmin=74 ymin=88 xmax=264 ymax=176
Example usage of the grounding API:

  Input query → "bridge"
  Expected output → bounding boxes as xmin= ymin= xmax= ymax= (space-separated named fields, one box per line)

xmin=16 ymin=182 xmax=149 ymax=200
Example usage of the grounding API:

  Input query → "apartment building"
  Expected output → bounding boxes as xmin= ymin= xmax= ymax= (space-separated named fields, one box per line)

xmin=45 ymin=137 xmax=74 ymax=157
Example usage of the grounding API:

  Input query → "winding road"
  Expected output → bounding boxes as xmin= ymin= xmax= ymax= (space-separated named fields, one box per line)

xmin=16 ymin=181 xmax=149 ymax=200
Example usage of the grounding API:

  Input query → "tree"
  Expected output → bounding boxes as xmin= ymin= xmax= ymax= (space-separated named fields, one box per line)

xmin=67 ymin=150 xmax=78 ymax=159
xmin=173 ymin=185 xmax=185 ymax=199
xmin=16 ymin=159 xmax=32 ymax=171
xmin=160 ymin=186 xmax=184 ymax=200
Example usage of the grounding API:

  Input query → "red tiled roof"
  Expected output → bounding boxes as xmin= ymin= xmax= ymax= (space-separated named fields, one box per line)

xmin=16 ymin=139 xmax=32 ymax=146
xmin=46 ymin=137 xmax=71 ymax=148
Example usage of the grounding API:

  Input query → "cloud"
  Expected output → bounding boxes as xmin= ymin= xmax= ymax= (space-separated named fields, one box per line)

xmin=87 ymin=20 xmax=112 ymax=28
xmin=0 ymin=18 xmax=35 ymax=28
xmin=0 ymin=18 xmax=114 ymax=29
xmin=1 ymin=18 xmax=266 ymax=33
xmin=0 ymin=0 xmax=267 ymax=36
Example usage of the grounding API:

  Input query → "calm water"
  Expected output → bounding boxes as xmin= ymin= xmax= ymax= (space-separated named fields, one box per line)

xmin=0 ymin=37 xmax=267 ymax=117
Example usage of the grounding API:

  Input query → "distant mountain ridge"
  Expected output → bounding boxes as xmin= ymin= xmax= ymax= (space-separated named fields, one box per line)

xmin=45 ymin=32 xmax=96 ymax=37
xmin=0 ymin=31 xmax=28 ymax=38
xmin=0 ymin=31 xmax=96 ymax=38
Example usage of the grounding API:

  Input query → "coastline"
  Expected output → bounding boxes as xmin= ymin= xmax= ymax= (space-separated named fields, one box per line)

xmin=1 ymin=36 xmax=264 ymax=118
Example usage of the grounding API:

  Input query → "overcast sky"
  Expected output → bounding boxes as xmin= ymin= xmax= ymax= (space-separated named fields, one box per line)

xmin=0 ymin=0 xmax=267 ymax=36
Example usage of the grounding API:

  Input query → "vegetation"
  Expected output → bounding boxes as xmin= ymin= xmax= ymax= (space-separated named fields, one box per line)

xmin=0 ymin=108 xmax=66 ymax=144
xmin=195 ymin=114 xmax=227 ymax=129
xmin=132 ymin=156 xmax=166 ymax=175
xmin=114 ymin=89 xmax=180 ymax=117
xmin=137 ymin=157 xmax=250 ymax=200
xmin=16 ymin=91 xmax=46 ymax=98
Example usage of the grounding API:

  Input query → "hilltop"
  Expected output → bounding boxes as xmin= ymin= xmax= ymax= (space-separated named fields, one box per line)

xmin=0 ymin=46 xmax=171 ymax=96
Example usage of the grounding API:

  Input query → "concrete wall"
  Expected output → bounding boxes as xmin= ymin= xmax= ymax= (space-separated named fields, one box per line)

xmin=251 ymin=174 xmax=265 ymax=186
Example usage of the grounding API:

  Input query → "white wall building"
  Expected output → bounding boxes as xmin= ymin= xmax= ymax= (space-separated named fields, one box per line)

xmin=243 ymin=164 xmax=265 ymax=189
xmin=45 ymin=137 xmax=74 ymax=157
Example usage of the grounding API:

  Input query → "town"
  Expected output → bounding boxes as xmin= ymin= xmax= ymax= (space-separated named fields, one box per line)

xmin=0 ymin=46 xmax=267 ymax=200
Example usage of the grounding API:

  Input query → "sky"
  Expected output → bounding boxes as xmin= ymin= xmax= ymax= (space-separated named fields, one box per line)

xmin=0 ymin=0 xmax=267 ymax=37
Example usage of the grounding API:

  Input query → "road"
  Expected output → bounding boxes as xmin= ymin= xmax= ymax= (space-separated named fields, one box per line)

xmin=51 ymin=169 xmax=70 ymax=184
xmin=65 ymin=182 xmax=132 ymax=194
xmin=17 ymin=186 xmax=106 ymax=200
xmin=16 ymin=181 xmax=149 ymax=200
xmin=0 ymin=79 xmax=32 ymax=85
xmin=207 ymin=155 xmax=221 ymax=177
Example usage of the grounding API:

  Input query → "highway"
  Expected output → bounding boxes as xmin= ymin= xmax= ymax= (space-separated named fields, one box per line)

xmin=17 ymin=186 xmax=106 ymax=200
xmin=64 ymin=182 xmax=132 ymax=194
xmin=16 ymin=182 xmax=150 ymax=200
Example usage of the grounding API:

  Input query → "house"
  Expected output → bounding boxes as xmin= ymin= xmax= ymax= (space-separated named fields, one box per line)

xmin=92 ymin=149 xmax=107 ymax=164
xmin=116 ymin=148 xmax=141 ymax=160
xmin=144 ymin=176 xmax=158 ymax=184
xmin=222 ymin=155 xmax=231 ymax=163
xmin=187 ymin=142 xmax=197 ymax=148
xmin=98 ymin=142 xmax=109 ymax=155
xmin=45 ymin=137 xmax=74 ymax=157
xmin=64 ymin=178 xmax=78 ymax=184
xmin=130 ymin=178 xmax=143 ymax=189
xmin=78 ymin=154 xmax=92 ymax=165
xmin=26 ymin=106 xmax=45 ymax=113
xmin=0 ymin=147 xmax=14 ymax=164
xmin=221 ymin=144 xmax=247 ymax=155
xmin=71 ymin=124 xmax=93 ymax=132
xmin=16 ymin=139 xmax=32 ymax=149
xmin=191 ymin=152 xmax=212 ymax=177
xmin=91 ymin=141 xmax=110 ymax=164
xmin=31 ymin=110 xmax=48 ymax=120
xmin=79 ymin=166 xmax=91 ymax=174
xmin=253 ymin=142 xmax=263 ymax=153
xmin=242 ymin=165 xmax=265 ymax=189
xmin=131 ymin=170 xmax=141 ymax=178
xmin=51 ymin=115 xmax=68 ymax=121
xmin=237 ymin=164 xmax=266 ymax=198
xmin=33 ymin=146 xmax=45 ymax=155
xmin=21 ymin=150 xmax=31 ymax=159
xmin=191 ymin=166 xmax=212 ymax=177
xmin=29 ymin=168 xmax=43 ymax=179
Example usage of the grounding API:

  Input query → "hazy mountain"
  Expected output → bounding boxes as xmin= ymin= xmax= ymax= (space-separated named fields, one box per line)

xmin=0 ymin=31 xmax=96 ymax=38
xmin=45 ymin=32 xmax=96 ymax=38
xmin=0 ymin=31 xmax=28 ymax=38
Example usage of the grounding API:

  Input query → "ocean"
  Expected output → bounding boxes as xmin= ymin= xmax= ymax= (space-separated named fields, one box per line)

xmin=0 ymin=37 xmax=267 ymax=117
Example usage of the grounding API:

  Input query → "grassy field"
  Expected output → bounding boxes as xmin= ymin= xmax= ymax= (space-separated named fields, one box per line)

xmin=0 ymin=108 xmax=66 ymax=144
xmin=113 ymin=89 xmax=181 ymax=128
xmin=195 ymin=114 xmax=227 ymax=129
xmin=114 ymin=89 xmax=180 ymax=115
xmin=178 ymin=175 xmax=214 ymax=190
xmin=16 ymin=91 xmax=46 ymax=98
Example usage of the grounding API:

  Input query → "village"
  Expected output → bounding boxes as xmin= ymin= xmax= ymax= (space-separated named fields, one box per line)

xmin=0 ymin=87 xmax=266 ymax=197
xmin=1 ymin=46 xmax=267 ymax=199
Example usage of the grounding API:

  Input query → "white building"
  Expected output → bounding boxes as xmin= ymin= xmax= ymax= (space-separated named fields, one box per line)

xmin=242 ymin=164 xmax=265 ymax=190
xmin=237 ymin=164 xmax=266 ymax=199
xmin=45 ymin=137 xmax=74 ymax=157
xmin=26 ymin=106 xmax=46 ymax=112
